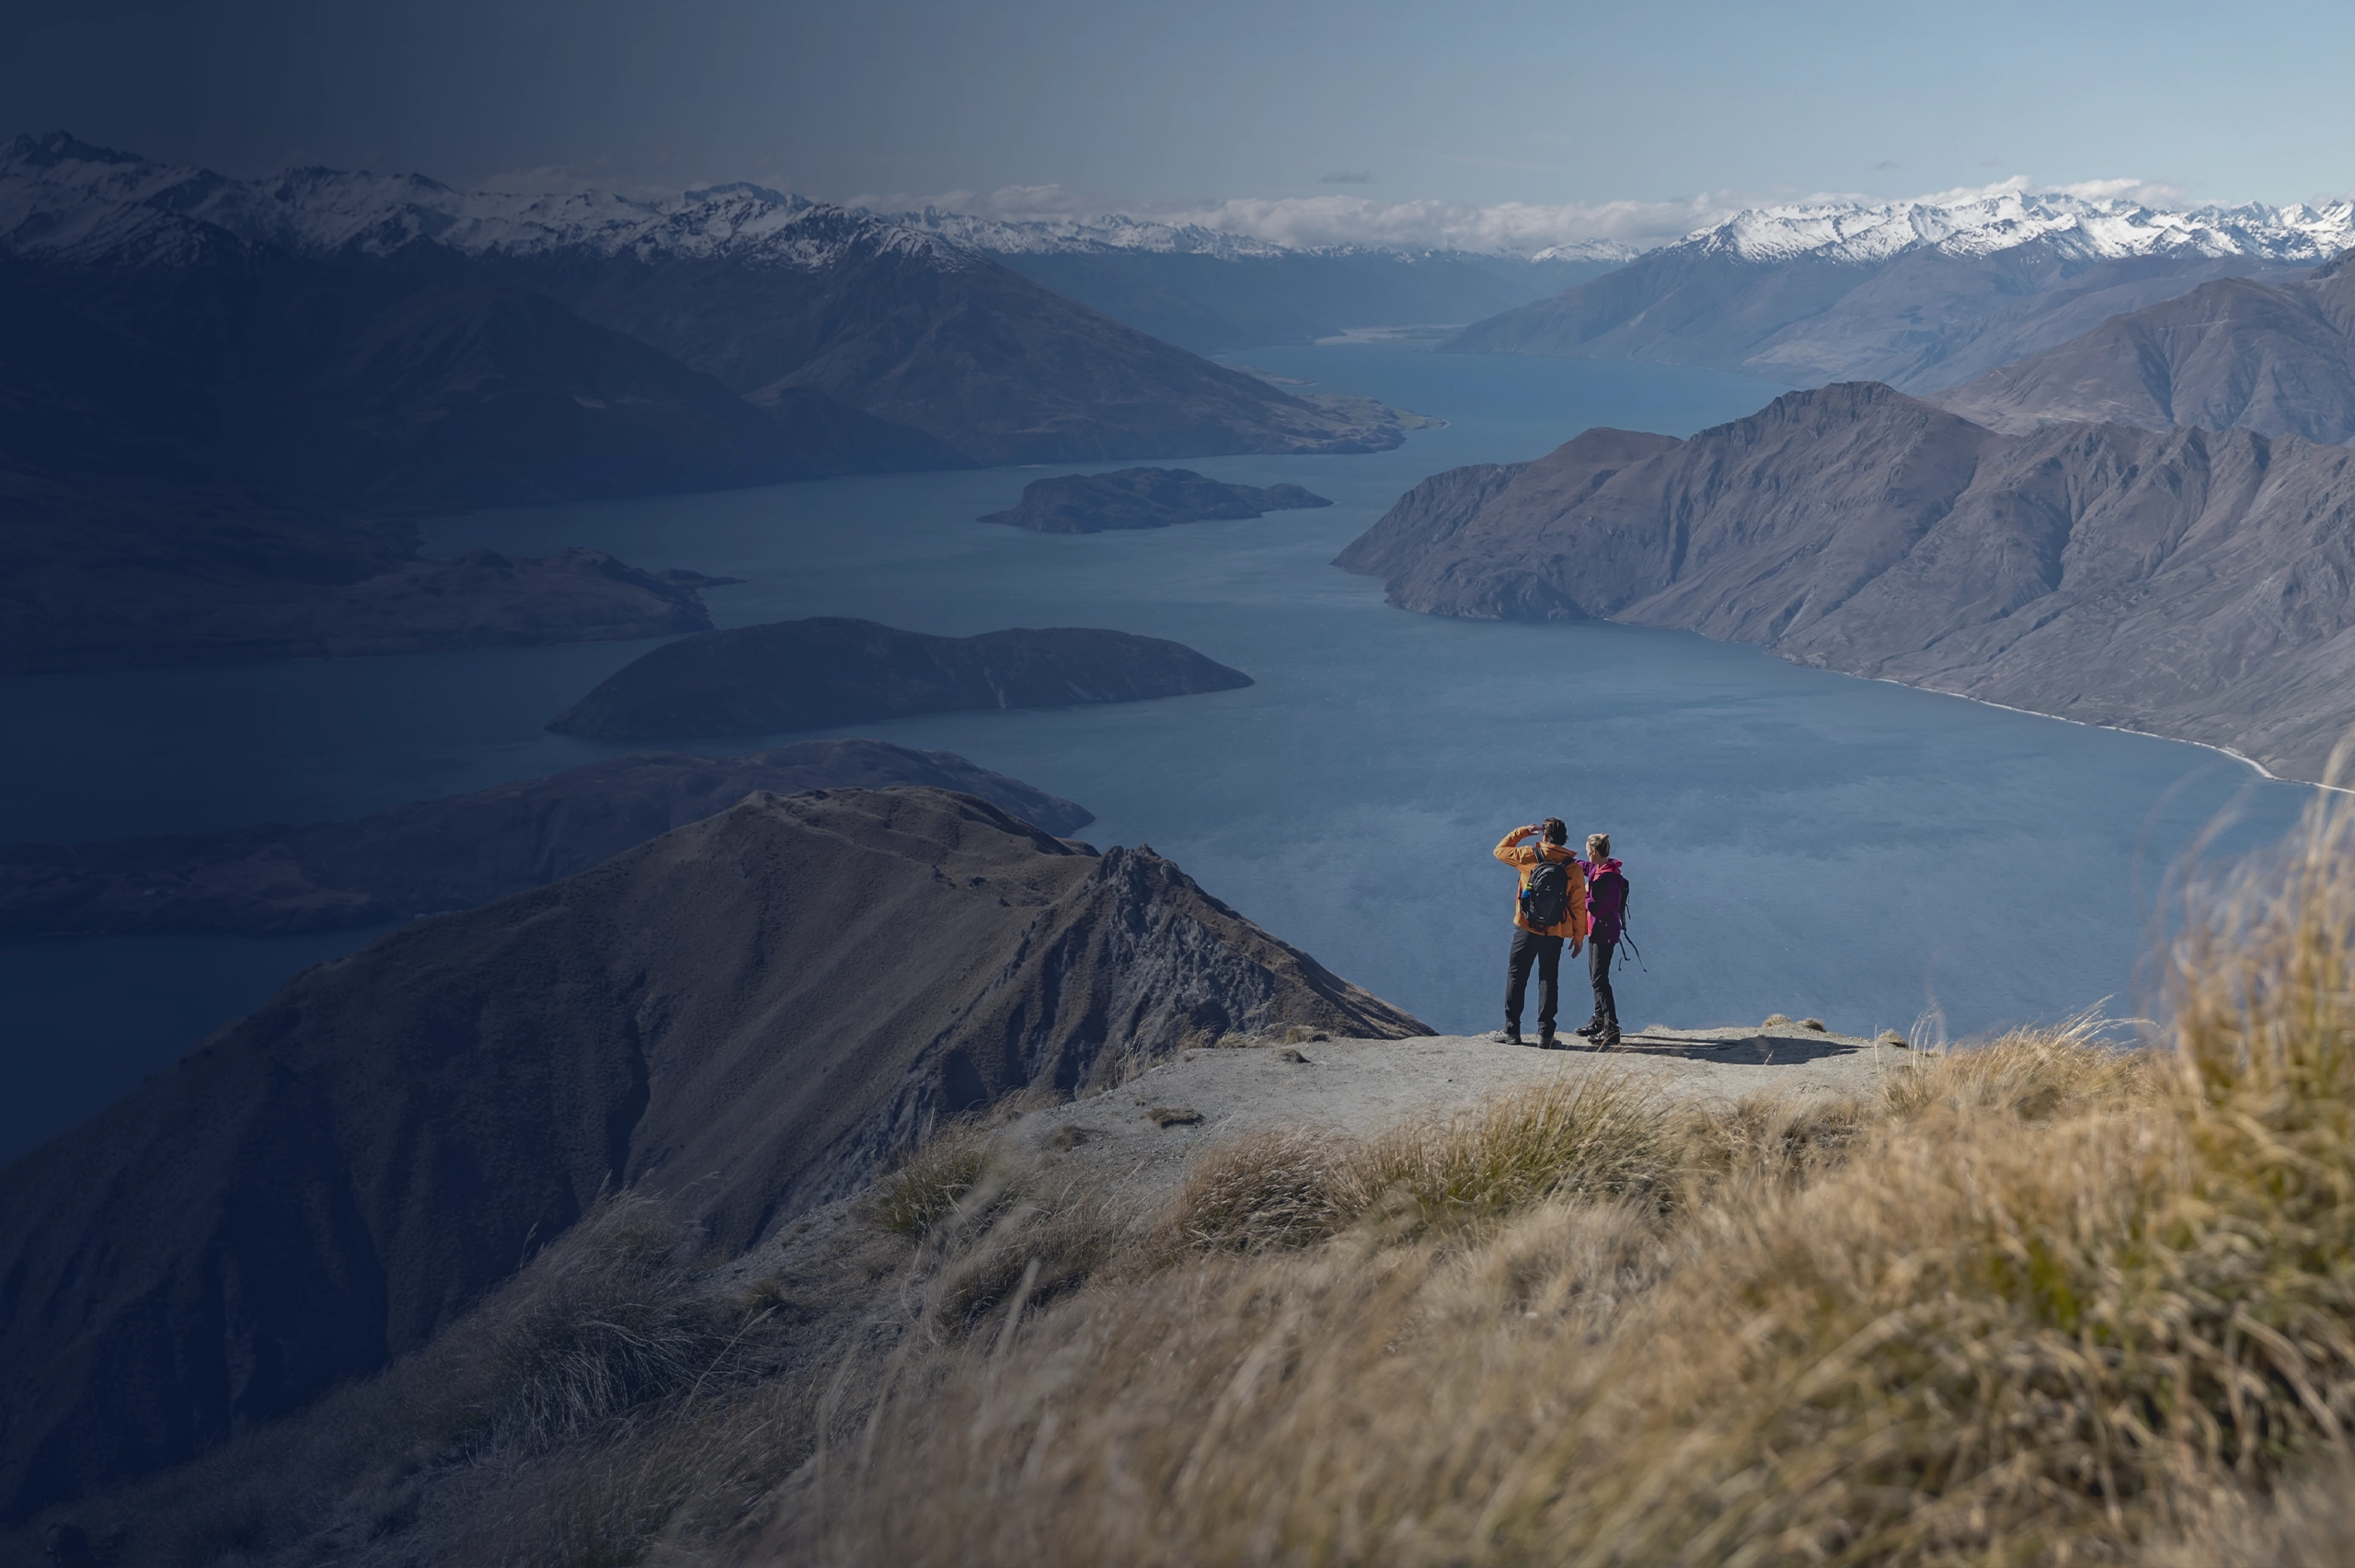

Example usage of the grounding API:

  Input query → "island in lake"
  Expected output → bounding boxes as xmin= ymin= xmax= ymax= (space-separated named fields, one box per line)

xmin=981 ymin=466 xmax=1331 ymax=532
xmin=546 ymin=617 xmax=1254 ymax=741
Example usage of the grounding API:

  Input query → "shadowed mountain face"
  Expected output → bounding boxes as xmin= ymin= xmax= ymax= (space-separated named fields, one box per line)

xmin=546 ymin=618 xmax=1254 ymax=742
xmin=1442 ymin=241 xmax=2318 ymax=393
xmin=0 ymin=738 xmax=1093 ymax=936
xmin=0 ymin=786 xmax=1430 ymax=1518
xmin=1933 ymin=254 xmax=2355 ymax=443
xmin=980 ymin=466 xmax=1331 ymax=532
xmin=513 ymin=229 xmax=1412 ymax=465
xmin=1338 ymin=382 xmax=2355 ymax=782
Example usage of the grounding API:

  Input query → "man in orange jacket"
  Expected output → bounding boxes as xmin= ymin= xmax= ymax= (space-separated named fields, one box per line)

xmin=1493 ymin=818 xmax=1590 ymax=1047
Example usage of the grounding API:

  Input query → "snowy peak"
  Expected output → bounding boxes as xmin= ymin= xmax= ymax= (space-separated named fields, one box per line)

xmin=1686 ymin=188 xmax=2355 ymax=266
xmin=0 ymin=135 xmax=973 ymax=273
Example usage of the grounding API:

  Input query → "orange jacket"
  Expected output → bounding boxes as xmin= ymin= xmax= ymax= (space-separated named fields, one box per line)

xmin=1495 ymin=829 xmax=1590 ymax=941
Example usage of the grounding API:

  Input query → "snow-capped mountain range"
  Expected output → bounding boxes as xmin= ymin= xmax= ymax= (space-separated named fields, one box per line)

xmin=11 ymin=132 xmax=2349 ymax=280
xmin=1688 ymin=187 xmax=2355 ymax=267
xmin=0 ymin=132 xmax=968 ymax=273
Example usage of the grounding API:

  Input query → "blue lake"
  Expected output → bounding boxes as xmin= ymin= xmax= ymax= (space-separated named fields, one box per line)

xmin=0 ymin=344 xmax=2315 ymax=1162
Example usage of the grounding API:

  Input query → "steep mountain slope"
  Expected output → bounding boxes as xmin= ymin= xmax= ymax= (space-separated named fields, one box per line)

xmin=1934 ymin=253 xmax=2355 ymax=442
xmin=511 ymin=223 xmax=1409 ymax=464
xmin=0 ymin=786 xmax=1430 ymax=1517
xmin=1442 ymin=189 xmax=2355 ymax=391
xmin=0 ymin=738 xmax=1093 ymax=936
xmin=1339 ymin=383 xmax=2355 ymax=781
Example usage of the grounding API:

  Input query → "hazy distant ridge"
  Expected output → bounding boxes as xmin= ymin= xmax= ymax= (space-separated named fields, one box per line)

xmin=1444 ymin=188 xmax=2355 ymax=391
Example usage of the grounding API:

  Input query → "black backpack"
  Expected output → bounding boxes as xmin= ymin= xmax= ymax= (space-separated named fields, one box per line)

xmin=1521 ymin=853 xmax=1572 ymax=928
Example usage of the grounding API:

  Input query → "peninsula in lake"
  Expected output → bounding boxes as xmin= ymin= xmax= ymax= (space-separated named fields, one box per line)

xmin=981 ymin=467 xmax=1331 ymax=532
xmin=1339 ymin=381 xmax=2355 ymax=784
xmin=546 ymin=618 xmax=1254 ymax=741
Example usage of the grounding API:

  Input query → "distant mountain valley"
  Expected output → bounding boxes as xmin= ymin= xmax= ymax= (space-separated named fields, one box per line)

xmin=0 ymin=133 xmax=1422 ymax=672
xmin=1442 ymin=189 xmax=2355 ymax=392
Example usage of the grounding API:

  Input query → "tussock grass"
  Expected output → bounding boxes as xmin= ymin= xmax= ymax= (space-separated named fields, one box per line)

xmin=866 ymin=1122 xmax=996 ymax=1240
xmin=1174 ymin=1072 xmax=1669 ymax=1254
xmin=774 ymin=790 xmax=2355 ymax=1568
xmin=456 ymin=1194 xmax=729 ymax=1451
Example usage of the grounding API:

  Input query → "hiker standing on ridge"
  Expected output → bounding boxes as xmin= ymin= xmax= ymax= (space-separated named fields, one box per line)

xmin=1493 ymin=818 xmax=1588 ymax=1047
xmin=1576 ymin=834 xmax=1628 ymax=1048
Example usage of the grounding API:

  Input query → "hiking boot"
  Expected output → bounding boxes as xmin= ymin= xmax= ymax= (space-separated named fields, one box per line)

xmin=1495 ymin=1027 xmax=1522 ymax=1046
xmin=1537 ymin=1030 xmax=1558 ymax=1049
xmin=1573 ymin=1020 xmax=1601 ymax=1037
xmin=1596 ymin=1026 xmax=1622 ymax=1049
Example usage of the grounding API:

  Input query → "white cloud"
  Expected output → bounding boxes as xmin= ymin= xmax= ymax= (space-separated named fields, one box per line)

xmin=852 ymin=182 xmax=1751 ymax=253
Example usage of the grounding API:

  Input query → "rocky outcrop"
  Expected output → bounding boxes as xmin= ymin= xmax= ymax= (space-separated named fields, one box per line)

xmin=546 ymin=617 xmax=1254 ymax=742
xmin=1339 ymin=382 xmax=2355 ymax=783
xmin=980 ymin=467 xmax=1331 ymax=532
xmin=0 ymin=786 xmax=1429 ymax=1517
xmin=0 ymin=739 xmax=1093 ymax=936
xmin=1932 ymin=253 xmax=2355 ymax=443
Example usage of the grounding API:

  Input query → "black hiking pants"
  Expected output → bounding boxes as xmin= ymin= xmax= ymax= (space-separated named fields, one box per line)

xmin=1587 ymin=939 xmax=1619 ymax=1032
xmin=1505 ymin=928 xmax=1564 ymax=1035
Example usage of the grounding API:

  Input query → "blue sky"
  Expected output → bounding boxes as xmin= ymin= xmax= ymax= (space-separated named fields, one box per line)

xmin=12 ymin=0 xmax=2351 ymax=226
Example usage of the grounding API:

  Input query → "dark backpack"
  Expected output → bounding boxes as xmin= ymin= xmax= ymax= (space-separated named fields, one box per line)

xmin=1521 ymin=853 xmax=1572 ymax=929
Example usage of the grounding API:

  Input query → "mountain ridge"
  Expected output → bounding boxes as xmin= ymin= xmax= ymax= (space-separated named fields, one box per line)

xmin=1932 ymin=252 xmax=2355 ymax=443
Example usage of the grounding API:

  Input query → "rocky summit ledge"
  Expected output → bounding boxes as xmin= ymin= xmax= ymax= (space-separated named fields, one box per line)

xmin=1007 ymin=1023 xmax=1914 ymax=1207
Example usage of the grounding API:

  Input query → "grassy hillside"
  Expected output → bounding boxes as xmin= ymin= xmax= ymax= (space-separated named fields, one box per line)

xmin=29 ymin=793 xmax=2355 ymax=1565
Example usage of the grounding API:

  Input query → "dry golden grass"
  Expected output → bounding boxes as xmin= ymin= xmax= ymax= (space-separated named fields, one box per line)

xmin=1173 ymin=1072 xmax=1670 ymax=1255
xmin=768 ymin=791 xmax=2355 ymax=1568
xmin=865 ymin=1121 xmax=996 ymax=1240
